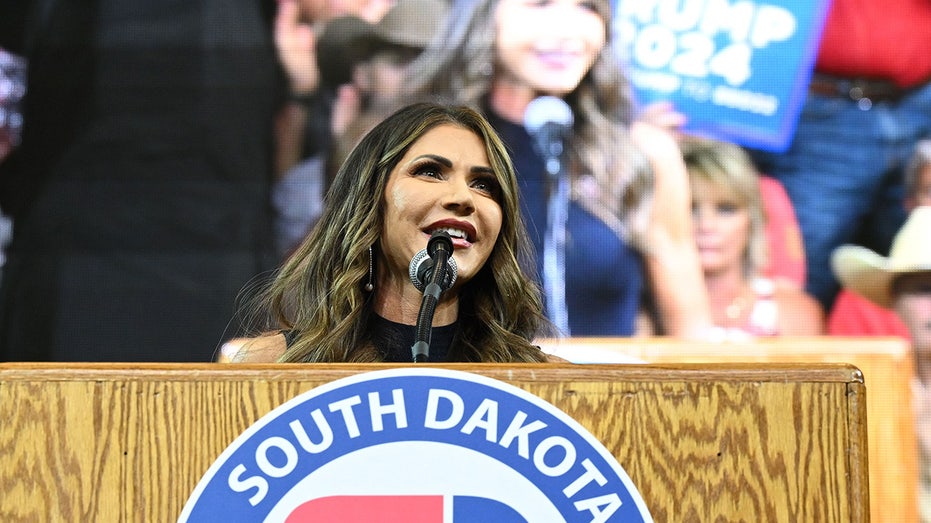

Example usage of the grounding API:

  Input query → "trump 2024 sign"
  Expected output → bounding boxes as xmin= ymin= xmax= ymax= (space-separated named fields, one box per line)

xmin=614 ymin=0 xmax=831 ymax=151
xmin=179 ymin=368 xmax=652 ymax=522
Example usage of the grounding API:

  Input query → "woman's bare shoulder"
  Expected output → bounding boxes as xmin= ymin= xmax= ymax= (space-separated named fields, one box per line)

xmin=217 ymin=334 xmax=287 ymax=363
xmin=773 ymin=283 xmax=825 ymax=335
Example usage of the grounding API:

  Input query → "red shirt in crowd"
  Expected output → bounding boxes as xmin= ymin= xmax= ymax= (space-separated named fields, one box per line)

xmin=760 ymin=176 xmax=806 ymax=288
xmin=828 ymin=289 xmax=911 ymax=339
xmin=816 ymin=0 xmax=931 ymax=87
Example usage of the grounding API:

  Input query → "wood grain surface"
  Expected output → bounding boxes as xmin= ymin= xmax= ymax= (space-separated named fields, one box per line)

xmin=0 ymin=362 xmax=867 ymax=522
xmin=543 ymin=336 xmax=913 ymax=522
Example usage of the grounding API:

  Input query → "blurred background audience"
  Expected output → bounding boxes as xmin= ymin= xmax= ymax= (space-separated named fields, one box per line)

xmin=273 ymin=0 xmax=450 ymax=258
xmin=402 ymin=0 xmax=712 ymax=338
xmin=829 ymin=139 xmax=931 ymax=339
xmin=0 ymin=0 xmax=281 ymax=362
xmin=682 ymin=137 xmax=823 ymax=340
xmin=749 ymin=0 xmax=931 ymax=313
xmin=833 ymin=207 xmax=931 ymax=521
xmin=0 ymin=47 xmax=26 ymax=285
xmin=0 ymin=0 xmax=925 ymax=358
xmin=0 ymin=0 xmax=926 ymax=517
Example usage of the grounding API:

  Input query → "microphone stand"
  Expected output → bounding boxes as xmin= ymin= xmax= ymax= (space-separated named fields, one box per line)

xmin=525 ymin=96 xmax=574 ymax=336
xmin=411 ymin=233 xmax=453 ymax=363
xmin=543 ymin=154 xmax=571 ymax=335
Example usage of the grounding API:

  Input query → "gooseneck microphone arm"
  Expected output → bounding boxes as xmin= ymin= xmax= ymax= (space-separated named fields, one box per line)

xmin=410 ymin=231 xmax=455 ymax=363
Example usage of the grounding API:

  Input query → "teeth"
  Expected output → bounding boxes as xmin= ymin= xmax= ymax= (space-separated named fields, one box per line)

xmin=434 ymin=227 xmax=468 ymax=240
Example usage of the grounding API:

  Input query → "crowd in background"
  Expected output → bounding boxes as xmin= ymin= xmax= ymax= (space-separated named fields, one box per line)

xmin=1 ymin=0 xmax=930 ymax=516
xmin=0 ymin=0 xmax=928 ymax=358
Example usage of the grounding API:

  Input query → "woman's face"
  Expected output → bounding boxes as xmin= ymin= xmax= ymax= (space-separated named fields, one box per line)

xmin=494 ymin=0 xmax=606 ymax=97
xmin=381 ymin=124 xmax=504 ymax=289
xmin=691 ymin=178 xmax=751 ymax=277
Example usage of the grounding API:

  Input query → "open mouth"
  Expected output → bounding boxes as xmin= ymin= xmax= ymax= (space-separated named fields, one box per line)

xmin=425 ymin=225 xmax=476 ymax=244
xmin=427 ymin=227 xmax=475 ymax=243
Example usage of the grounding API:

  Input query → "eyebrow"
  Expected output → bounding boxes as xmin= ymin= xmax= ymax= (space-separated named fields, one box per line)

xmin=415 ymin=154 xmax=452 ymax=167
xmin=414 ymin=154 xmax=496 ymax=176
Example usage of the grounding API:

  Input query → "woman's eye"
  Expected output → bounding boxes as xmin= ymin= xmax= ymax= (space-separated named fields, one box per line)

xmin=471 ymin=177 xmax=501 ymax=197
xmin=412 ymin=162 xmax=443 ymax=179
xmin=716 ymin=202 xmax=740 ymax=214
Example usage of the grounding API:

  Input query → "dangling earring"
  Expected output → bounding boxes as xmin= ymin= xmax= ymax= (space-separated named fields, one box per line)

xmin=364 ymin=246 xmax=375 ymax=292
xmin=479 ymin=59 xmax=493 ymax=78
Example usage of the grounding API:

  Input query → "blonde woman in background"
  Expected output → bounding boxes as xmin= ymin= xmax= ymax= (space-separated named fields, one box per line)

xmin=682 ymin=137 xmax=823 ymax=339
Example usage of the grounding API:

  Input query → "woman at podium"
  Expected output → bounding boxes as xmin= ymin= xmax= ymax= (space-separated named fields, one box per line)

xmin=222 ymin=103 xmax=553 ymax=363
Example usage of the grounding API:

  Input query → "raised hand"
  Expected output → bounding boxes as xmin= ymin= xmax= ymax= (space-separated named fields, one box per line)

xmin=275 ymin=0 xmax=319 ymax=96
xmin=636 ymin=101 xmax=687 ymax=137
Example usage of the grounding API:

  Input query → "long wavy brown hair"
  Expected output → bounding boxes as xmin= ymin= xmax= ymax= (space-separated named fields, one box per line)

xmin=250 ymin=102 xmax=550 ymax=362
xmin=402 ymin=0 xmax=655 ymax=247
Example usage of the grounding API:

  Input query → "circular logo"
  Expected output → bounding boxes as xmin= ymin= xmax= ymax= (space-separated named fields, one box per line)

xmin=179 ymin=368 xmax=653 ymax=522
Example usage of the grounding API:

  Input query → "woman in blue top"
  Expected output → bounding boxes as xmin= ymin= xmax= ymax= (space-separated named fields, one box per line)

xmin=403 ymin=0 xmax=710 ymax=336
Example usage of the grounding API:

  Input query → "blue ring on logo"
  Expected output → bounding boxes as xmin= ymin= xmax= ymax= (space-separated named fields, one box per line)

xmin=179 ymin=368 xmax=652 ymax=522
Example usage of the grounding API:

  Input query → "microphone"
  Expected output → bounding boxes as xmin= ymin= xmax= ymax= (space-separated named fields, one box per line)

xmin=408 ymin=243 xmax=459 ymax=292
xmin=523 ymin=96 xmax=574 ymax=178
xmin=525 ymin=96 xmax=573 ymax=335
xmin=410 ymin=231 xmax=457 ymax=363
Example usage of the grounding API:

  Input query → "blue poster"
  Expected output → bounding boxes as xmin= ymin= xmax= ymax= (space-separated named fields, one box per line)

xmin=613 ymin=0 xmax=832 ymax=152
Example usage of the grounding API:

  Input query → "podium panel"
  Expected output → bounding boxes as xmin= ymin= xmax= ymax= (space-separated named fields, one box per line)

xmin=544 ymin=336 xmax=913 ymax=522
xmin=0 ymin=362 xmax=867 ymax=521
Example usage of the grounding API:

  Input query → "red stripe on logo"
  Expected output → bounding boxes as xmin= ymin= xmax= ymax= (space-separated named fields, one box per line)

xmin=287 ymin=495 xmax=443 ymax=522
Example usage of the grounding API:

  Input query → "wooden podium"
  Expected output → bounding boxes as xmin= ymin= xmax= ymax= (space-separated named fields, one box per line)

xmin=544 ymin=336 xmax=916 ymax=522
xmin=0 ymin=362 xmax=868 ymax=521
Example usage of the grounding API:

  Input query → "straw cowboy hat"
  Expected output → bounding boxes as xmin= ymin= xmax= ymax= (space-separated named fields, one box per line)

xmin=832 ymin=206 xmax=931 ymax=308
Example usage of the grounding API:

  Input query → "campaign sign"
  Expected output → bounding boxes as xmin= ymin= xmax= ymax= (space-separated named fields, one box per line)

xmin=179 ymin=368 xmax=652 ymax=522
xmin=613 ymin=0 xmax=831 ymax=152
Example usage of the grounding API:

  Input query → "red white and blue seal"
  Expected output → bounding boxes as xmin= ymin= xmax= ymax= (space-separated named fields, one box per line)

xmin=179 ymin=368 xmax=653 ymax=522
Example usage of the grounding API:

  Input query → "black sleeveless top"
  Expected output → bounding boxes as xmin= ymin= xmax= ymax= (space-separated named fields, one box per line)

xmin=283 ymin=315 xmax=458 ymax=362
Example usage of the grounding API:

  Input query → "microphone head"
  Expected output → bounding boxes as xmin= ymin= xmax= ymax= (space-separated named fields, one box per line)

xmin=408 ymin=248 xmax=458 ymax=292
xmin=427 ymin=230 xmax=453 ymax=257
xmin=523 ymin=96 xmax=574 ymax=135
xmin=523 ymin=96 xmax=574 ymax=170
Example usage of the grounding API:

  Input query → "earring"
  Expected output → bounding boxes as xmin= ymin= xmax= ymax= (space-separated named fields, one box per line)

xmin=364 ymin=246 xmax=374 ymax=292
xmin=479 ymin=59 xmax=493 ymax=78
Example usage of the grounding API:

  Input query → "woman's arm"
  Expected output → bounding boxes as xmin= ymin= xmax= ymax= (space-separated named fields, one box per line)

xmin=631 ymin=122 xmax=712 ymax=338
xmin=272 ymin=0 xmax=320 ymax=179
